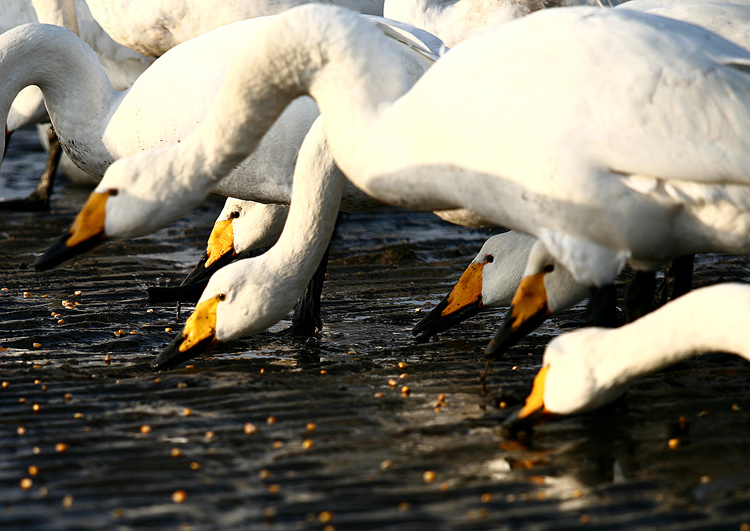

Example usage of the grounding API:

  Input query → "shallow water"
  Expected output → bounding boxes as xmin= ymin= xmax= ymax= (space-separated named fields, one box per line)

xmin=1 ymin=129 xmax=750 ymax=530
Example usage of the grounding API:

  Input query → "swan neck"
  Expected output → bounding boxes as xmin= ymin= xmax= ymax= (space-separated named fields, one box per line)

xmin=593 ymin=285 xmax=750 ymax=385
xmin=193 ymin=6 xmax=409 ymax=179
xmin=271 ymin=118 xmax=343 ymax=286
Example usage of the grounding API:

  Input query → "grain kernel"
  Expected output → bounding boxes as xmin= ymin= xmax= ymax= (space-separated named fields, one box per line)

xmin=172 ymin=490 xmax=187 ymax=503
xmin=55 ymin=443 xmax=68 ymax=452
xmin=380 ymin=459 xmax=394 ymax=470
xmin=401 ymin=386 xmax=411 ymax=397
xmin=243 ymin=423 xmax=258 ymax=435
xmin=668 ymin=438 xmax=680 ymax=449
xmin=302 ymin=439 xmax=314 ymax=450
xmin=306 ymin=422 xmax=316 ymax=432
xmin=423 ymin=470 xmax=436 ymax=483
xmin=170 ymin=448 xmax=182 ymax=458
xmin=20 ymin=478 xmax=33 ymax=489
xmin=140 ymin=425 xmax=151 ymax=435
xmin=62 ymin=495 xmax=73 ymax=508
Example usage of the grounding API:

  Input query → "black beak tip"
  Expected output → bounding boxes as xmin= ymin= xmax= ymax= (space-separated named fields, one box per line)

xmin=34 ymin=231 xmax=105 ymax=272
xmin=501 ymin=407 xmax=554 ymax=438
xmin=150 ymin=334 xmax=216 ymax=372
xmin=34 ymin=232 xmax=73 ymax=272
xmin=411 ymin=296 xmax=482 ymax=342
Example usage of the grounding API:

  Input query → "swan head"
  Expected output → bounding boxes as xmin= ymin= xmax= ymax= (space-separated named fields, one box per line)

xmin=151 ymin=256 xmax=294 ymax=371
xmin=35 ymin=148 xmax=214 ymax=271
xmin=413 ymin=231 xmax=535 ymax=340
xmin=503 ymin=327 xmax=626 ymax=434
xmin=181 ymin=199 xmax=289 ymax=287
xmin=484 ymin=241 xmax=589 ymax=361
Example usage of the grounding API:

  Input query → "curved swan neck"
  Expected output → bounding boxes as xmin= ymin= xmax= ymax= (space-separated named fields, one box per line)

xmin=267 ymin=118 xmax=343 ymax=292
xmin=189 ymin=6 xmax=409 ymax=180
xmin=0 ymin=23 xmax=116 ymax=162
xmin=586 ymin=284 xmax=750 ymax=385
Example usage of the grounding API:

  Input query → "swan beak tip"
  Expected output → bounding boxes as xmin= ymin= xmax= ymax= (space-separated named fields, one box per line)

xmin=501 ymin=366 xmax=554 ymax=436
xmin=35 ymin=190 xmax=113 ymax=271
xmin=150 ymin=332 xmax=218 ymax=372
xmin=34 ymin=229 xmax=106 ymax=271
xmin=484 ymin=273 xmax=550 ymax=360
xmin=151 ymin=296 xmax=221 ymax=371
xmin=412 ymin=262 xmax=485 ymax=341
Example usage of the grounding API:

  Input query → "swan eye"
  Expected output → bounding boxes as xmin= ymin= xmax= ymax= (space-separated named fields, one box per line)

xmin=486 ymin=255 xmax=494 ymax=264
xmin=230 ymin=211 xmax=240 ymax=219
xmin=107 ymin=188 xmax=119 ymax=196
xmin=543 ymin=264 xmax=555 ymax=273
xmin=217 ymin=293 xmax=226 ymax=301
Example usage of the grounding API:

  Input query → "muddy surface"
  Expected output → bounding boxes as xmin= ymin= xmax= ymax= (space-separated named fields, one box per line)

xmin=1 ymin=128 xmax=750 ymax=530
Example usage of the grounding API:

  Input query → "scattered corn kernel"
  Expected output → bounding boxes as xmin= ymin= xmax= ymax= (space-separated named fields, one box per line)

xmin=423 ymin=470 xmax=436 ymax=483
xmin=172 ymin=490 xmax=187 ymax=503
xmin=244 ymin=423 xmax=258 ymax=435
xmin=20 ymin=478 xmax=33 ymax=490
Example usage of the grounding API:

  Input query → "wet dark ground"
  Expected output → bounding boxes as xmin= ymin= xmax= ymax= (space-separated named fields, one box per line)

xmin=1 ymin=128 xmax=750 ymax=530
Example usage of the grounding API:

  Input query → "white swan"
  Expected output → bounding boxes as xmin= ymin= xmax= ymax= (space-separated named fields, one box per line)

xmin=30 ymin=14 xmax=443 ymax=268
xmin=412 ymin=232 xmax=588 ymax=341
xmin=476 ymin=0 xmax=750 ymax=359
xmin=383 ymin=0 xmax=614 ymax=47
xmin=85 ymin=0 xmax=386 ymax=57
xmin=151 ymin=119 xmax=345 ymax=370
xmin=46 ymin=6 xmax=750 ymax=367
xmin=504 ymin=282 xmax=750 ymax=431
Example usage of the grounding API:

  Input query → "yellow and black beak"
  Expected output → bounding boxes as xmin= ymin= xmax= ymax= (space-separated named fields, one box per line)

xmin=413 ymin=261 xmax=486 ymax=342
xmin=484 ymin=271 xmax=551 ymax=361
xmin=502 ymin=365 xmax=556 ymax=436
xmin=150 ymin=295 xmax=222 ymax=371
xmin=34 ymin=190 xmax=114 ymax=271
xmin=179 ymin=219 xmax=237 ymax=287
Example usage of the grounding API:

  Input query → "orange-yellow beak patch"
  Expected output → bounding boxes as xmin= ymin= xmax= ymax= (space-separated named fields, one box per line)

xmin=508 ymin=272 xmax=550 ymax=329
xmin=442 ymin=262 xmax=485 ymax=316
xmin=517 ymin=365 xmax=551 ymax=419
xmin=67 ymin=190 xmax=113 ymax=247
xmin=205 ymin=219 xmax=235 ymax=268
xmin=179 ymin=295 xmax=221 ymax=352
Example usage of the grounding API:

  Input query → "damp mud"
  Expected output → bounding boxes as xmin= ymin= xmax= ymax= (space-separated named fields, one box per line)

xmin=1 ymin=128 xmax=750 ymax=530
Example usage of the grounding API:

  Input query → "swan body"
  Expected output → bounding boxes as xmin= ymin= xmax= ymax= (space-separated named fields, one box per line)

xmin=480 ymin=0 xmax=750 ymax=358
xmin=507 ymin=282 xmax=750 ymax=427
xmin=413 ymin=232 xmax=588 ymax=340
xmin=86 ymin=0 xmax=386 ymax=57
